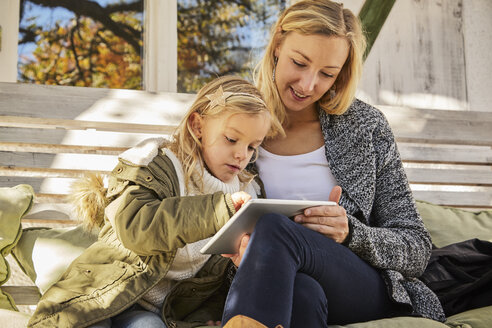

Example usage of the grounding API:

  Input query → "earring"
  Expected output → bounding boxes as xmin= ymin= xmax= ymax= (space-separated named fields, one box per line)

xmin=330 ymin=88 xmax=336 ymax=99
xmin=272 ymin=57 xmax=278 ymax=82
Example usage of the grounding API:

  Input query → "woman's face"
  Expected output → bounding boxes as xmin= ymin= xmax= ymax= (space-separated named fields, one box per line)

xmin=274 ymin=32 xmax=349 ymax=113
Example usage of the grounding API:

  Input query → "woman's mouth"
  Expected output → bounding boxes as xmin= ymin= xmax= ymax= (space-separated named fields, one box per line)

xmin=290 ymin=87 xmax=308 ymax=101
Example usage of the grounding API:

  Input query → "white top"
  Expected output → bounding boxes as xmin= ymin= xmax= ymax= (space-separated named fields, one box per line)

xmin=256 ymin=146 xmax=338 ymax=201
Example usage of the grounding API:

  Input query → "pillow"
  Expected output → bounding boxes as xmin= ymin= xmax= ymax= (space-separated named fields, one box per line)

xmin=416 ymin=200 xmax=492 ymax=248
xmin=0 ymin=184 xmax=34 ymax=311
xmin=326 ymin=316 xmax=448 ymax=328
xmin=11 ymin=225 xmax=97 ymax=294
xmin=445 ymin=305 xmax=492 ymax=328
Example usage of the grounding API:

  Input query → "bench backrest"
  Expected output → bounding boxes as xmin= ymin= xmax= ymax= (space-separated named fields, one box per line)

xmin=1 ymin=82 xmax=491 ymax=226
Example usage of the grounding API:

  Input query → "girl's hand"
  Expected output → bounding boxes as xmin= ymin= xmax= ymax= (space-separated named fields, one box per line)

xmin=205 ymin=320 xmax=221 ymax=326
xmin=230 ymin=191 xmax=252 ymax=211
xmin=221 ymin=234 xmax=250 ymax=267
xmin=293 ymin=186 xmax=349 ymax=244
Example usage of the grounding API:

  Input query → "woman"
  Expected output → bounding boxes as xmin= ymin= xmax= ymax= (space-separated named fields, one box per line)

xmin=221 ymin=1 xmax=446 ymax=327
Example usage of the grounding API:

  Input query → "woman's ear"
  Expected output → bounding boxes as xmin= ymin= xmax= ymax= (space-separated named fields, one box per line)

xmin=189 ymin=112 xmax=203 ymax=138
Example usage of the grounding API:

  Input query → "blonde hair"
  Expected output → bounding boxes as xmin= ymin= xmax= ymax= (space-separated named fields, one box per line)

xmin=255 ymin=0 xmax=366 ymax=124
xmin=169 ymin=75 xmax=280 ymax=192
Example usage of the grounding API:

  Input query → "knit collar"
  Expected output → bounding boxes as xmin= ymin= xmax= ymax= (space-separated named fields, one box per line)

xmin=165 ymin=148 xmax=243 ymax=196
xmin=191 ymin=163 xmax=242 ymax=196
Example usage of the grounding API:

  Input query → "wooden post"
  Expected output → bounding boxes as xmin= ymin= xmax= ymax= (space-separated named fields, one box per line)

xmin=358 ymin=0 xmax=396 ymax=61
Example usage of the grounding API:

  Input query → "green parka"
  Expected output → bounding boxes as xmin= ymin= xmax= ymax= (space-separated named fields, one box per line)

xmin=28 ymin=149 xmax=238 ymax=328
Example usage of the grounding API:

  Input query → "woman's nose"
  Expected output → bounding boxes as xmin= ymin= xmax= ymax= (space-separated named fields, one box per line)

xmin=299 ymin=71 xmax=317 ymax=93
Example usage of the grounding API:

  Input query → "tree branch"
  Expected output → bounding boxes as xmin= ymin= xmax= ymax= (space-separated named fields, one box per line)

xmin=26 ymin=0 xmax=142 ymax=54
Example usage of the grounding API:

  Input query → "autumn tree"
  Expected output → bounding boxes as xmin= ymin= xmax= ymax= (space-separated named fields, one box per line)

xmin=177 ymin=0 xmax=287 ymax=92
xmin=18 ymin=0 xmax=143 ymax=89
xmin=18 ymin=0 xmax=287 ymax=92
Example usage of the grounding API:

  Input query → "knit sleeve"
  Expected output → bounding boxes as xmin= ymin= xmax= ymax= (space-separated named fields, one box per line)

xmin=346 ymin=115 xmax=432 ymax=278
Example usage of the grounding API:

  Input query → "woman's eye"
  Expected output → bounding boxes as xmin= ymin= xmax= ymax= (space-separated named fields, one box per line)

xmin=321 ymin=71 xmax=334 ymax=78
xmin=225 ymin=136 xmax=236 ymax=143
xmin=292 ymin=59 xmax=305 ymax=67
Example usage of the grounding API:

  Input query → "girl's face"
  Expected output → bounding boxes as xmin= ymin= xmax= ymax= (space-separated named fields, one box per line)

xmin=274 ymin=32 xmax=350 ymax=114
xmin=190 ymin=111 xmax=270 ymax=183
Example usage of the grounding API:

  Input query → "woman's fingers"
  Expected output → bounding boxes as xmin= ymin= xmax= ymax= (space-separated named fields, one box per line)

xmin=294 ymin=203 xmax=349 ymax=243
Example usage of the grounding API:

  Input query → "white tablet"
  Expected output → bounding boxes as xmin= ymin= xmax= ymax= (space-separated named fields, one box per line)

xmin=200 ymin=198 xmax=336 ymax=254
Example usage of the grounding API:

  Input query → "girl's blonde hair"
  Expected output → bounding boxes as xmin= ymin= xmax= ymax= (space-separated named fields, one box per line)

xmin=255 ymin=0 xmax=367 ymax=124
xmin=169 ymin=75 xmax=280 ymax=191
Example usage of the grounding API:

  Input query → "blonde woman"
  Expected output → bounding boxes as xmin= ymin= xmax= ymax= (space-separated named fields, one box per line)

xmin=28 ymin=76 xmax=277 ymax=328
xmin=222 ymin=1 xmax=445 ymax=327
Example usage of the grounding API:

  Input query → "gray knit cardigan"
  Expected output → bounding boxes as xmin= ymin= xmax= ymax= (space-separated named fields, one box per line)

xmin=318 ymin=99 xmax=445 ymax=321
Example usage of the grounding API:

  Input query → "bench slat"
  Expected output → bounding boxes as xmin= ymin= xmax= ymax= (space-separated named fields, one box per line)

xmin=0 ymin=166 xmax=110 ymax=178
xmin=412 ymin=190 xmax=492 ymax=208
xmin=0 ymin=142 xmax=127 ymax=155
xmin=0 ymin=286 xmax=41 ymax=305
xmin=399 ymin=144 xmax=492 ymax=165
xmin=0 ymin=115 xmax=176 ymax=134
xmin=380 ymin=107 xmax=492 ymax=146
xmin=405 ymin=167 xmax=492 ymax=186
xmin=4 ymin=166 xmax=491 ymax=187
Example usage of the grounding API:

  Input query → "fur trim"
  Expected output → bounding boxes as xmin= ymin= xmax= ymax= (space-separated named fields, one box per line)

xmin=119 ymin=137 xmax=169 ymax=166
xmin=68 ymin=173 xmax=110 ymax=232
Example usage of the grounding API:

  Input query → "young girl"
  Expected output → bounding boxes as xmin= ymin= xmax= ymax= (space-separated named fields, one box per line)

xmin=27 ymin=76 xmax=277 ymax=328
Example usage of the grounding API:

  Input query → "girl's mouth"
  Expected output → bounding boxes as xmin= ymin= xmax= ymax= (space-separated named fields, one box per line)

xmin=227 ymin=164 xmax=240 ymax=172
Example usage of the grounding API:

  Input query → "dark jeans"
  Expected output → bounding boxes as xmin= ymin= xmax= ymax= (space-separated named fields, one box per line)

xmin=222 ymin=214 xmax=408 ymax=327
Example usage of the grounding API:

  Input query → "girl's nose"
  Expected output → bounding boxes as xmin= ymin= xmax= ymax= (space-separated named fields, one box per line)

xmin=234 ymin=146 xmax=248 ymax=161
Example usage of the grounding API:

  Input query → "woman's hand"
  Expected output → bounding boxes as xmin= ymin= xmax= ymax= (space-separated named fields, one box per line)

xmin=230 ymin=191 xmax=252 ymax=211
xmin=293 ymin=186 xmax=349 ymax=243
xmin=221 ymin=234 xmax=250 ymax=267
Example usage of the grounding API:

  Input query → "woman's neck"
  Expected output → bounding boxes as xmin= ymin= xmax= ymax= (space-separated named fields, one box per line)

xmin=285 ymin=104 xmax=319 ymax=127
xmin=263 ymin=104 xmax=324 ymax=156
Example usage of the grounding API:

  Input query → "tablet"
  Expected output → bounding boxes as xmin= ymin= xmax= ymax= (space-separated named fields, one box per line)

xmin=200 ymin=198 xmax=336 ymax=254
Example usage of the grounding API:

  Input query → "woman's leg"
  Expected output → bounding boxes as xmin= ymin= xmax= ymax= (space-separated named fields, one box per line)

xmin=222 ymin=214 xmax=405 ymax=327
xmin=290 ymin=273 xmax=328 ymax=328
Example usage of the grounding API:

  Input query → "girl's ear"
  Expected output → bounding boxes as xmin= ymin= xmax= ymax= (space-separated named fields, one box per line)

xmin=189 ymin=112 xmax=203 ymax=138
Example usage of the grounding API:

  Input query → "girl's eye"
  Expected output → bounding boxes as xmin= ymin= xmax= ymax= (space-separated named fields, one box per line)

xmin=225 ymin=136 xmax=236 ymax=143
xmin=292 ymin=59 xmax=305 ymax=67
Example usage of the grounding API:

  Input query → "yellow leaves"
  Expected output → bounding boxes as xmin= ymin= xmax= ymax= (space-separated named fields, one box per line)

xmin=18 ymin=13 xmax=143 ymax=89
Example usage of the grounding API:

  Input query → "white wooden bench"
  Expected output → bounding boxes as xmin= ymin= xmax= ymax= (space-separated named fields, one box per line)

xmin=1 ymin=81 xmax=491 ymax=306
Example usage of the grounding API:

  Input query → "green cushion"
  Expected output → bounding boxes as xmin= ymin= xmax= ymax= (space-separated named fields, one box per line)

xmin=416 ymin=200 xmax=492 ymax=248
xmin=0 ymin=184 xmax=34 ymax=311
xmin=445 ymin=306 xmax=492 ymax=328
xmin=327 ymin=316 xmax=447 ymax=327
xmin=11 ymin=225 xmax=97 ymax=294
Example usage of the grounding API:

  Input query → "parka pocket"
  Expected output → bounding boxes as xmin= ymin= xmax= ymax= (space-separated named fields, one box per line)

xmin=54 ymin=261 xmax=137 ymax=303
